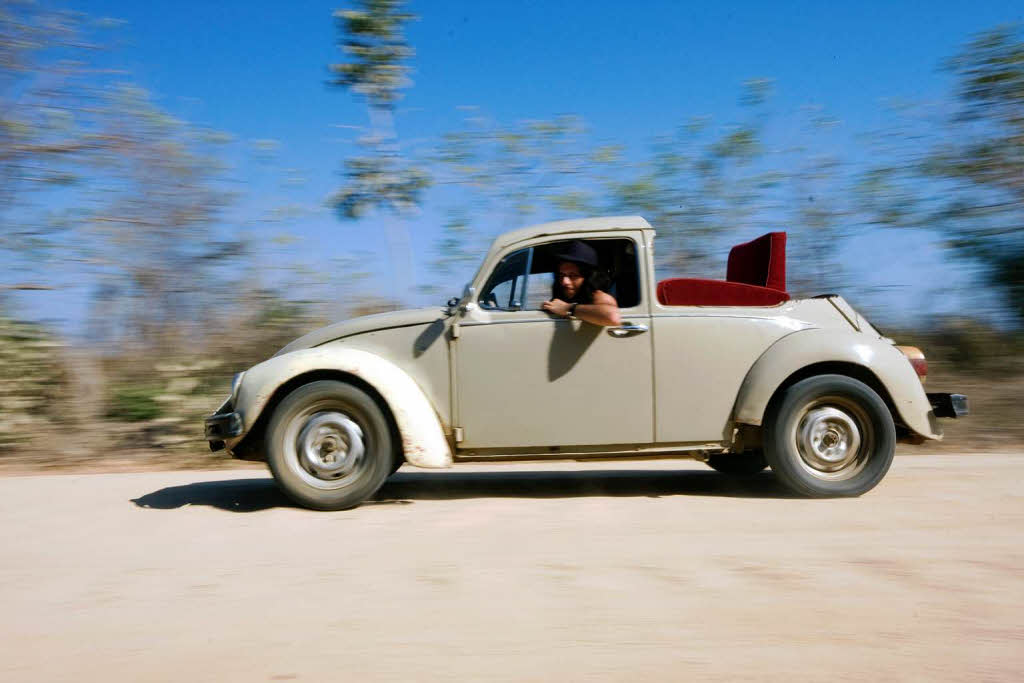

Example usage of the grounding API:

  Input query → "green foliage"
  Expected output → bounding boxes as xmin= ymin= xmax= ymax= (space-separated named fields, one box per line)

xmin=106 ymin=385 xmax=163 ymax=422
xmin=0 ymin=312 xmax=68 ymax=449
xmin=330 ymin=0 xmax=417 ymax=110
xmin=0 ymin=0 xmax=106 ymax=262
xmin=329 ymin=0 xmax=427 ymax=218
xmin=329 ymin=0 xmax=427 ymax=300
xmin=331 ymin=154 xmax=431 ymax=218
xmin=862 ymin=25 xmax=1024 ymax=325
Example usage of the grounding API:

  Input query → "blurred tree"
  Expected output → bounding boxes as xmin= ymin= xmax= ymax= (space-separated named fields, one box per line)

xmin=0 ymin=0 xmax=109 ymax=271
xmin=932 ymin=25 xmax=1024 ymax=323
xmin=606 ymin=119 xmax=767 ymax=275
xmin=329 ymin=0 xmax=429 ymax=298
xmin=431 ymin=86 xmax=794 ymax=286
xmin=862 ymin=25 xmax=1024 ymax=324
xmin=0 ymin=307 xmax=68 ymax=450
xmin=430 ymin=114 xmax=615 ymax=289
xmin=606 ymin=79 xmax=784 ymax=276
xmin=80 ymin=85 xmax=243 ymax=347
xmin=781 ymin=108 xmax=853 ymax=296
xmin=1 ymin=2 xmax=247 ymax=344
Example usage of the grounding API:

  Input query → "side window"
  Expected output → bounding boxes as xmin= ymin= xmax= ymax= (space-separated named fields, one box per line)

xmin=479 ymin=248 xmax=530 ymax=310
xmin=525 ymin=272 xmax=553 ymax=310
xmin=478 ymin=237 xmax=643 ymax=311
xmin=533 ymin=237 xmax=642 ymax=308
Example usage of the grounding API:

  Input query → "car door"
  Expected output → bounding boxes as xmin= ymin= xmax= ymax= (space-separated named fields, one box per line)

xmin=453 ymin=234 xmax=654 ymax=450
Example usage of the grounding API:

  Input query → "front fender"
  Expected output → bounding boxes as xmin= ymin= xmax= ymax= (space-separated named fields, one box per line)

xmin=733 ymin=328 xmax=942 ymax=440
xmin=232 ymin=347 xmax=453 ymax=468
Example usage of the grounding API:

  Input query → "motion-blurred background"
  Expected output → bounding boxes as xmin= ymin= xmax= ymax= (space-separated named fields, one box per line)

xmin=1 ymin=0 xmax=1021 ymax=467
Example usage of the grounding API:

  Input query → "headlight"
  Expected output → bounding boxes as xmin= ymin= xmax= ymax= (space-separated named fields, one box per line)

xmin=230 ymin=371 xmax=245 ymax=400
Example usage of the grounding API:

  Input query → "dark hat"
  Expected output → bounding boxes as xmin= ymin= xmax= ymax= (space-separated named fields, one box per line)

xmin=554 ymin=240 xmax=598 ymax=268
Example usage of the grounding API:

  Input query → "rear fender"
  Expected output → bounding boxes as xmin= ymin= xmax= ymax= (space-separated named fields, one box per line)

xmin=733 ymin=328 xmax=942 ymax=440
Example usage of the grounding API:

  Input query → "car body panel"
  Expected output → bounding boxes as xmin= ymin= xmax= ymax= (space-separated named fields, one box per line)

xmin=455 ymin=312 xmax=655 ymax=448
xmin=276 ymin=307 xmax=448 ymax=356
xmin=651 ymin=314 xmax=801 ymax=442
xmin=325 ymin=320 xmax=454 ymax=430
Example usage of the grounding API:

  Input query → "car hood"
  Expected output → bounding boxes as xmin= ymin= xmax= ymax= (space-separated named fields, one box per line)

xmin=274 ymin=307 xmax=448 ymax=356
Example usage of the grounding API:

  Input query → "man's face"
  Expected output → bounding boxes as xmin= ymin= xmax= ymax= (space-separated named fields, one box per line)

xmin=557 ymin=261 xmax=584 ymax=299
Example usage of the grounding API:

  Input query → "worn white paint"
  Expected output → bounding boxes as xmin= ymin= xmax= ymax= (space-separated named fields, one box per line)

xmin=229 ymin=347 xmax=453 ymax=468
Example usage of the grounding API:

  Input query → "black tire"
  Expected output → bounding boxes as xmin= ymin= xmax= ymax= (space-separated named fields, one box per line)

xmin=706 ymin=451 xmax=768 ymax=477
xmin=764 ymin=374 xmax=896 ymax=497
xmin=266 ymin=380 xmax=393 ymax=510
xmin=389 ymin=457 xmax=404 ymax=476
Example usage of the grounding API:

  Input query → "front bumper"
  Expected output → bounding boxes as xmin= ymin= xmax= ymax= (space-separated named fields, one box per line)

xmin=205 ymin=410 xmax=243 ymax=441
xmin=928 ymin=393 xmax=969 ymax=418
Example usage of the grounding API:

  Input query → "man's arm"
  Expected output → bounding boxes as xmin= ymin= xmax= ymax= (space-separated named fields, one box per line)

xmin=542 ymin=290 xmax=621 ymax=327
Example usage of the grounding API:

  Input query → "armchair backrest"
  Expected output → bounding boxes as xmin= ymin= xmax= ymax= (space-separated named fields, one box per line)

xmin=726 ymin=232 xmax=787 ymax=292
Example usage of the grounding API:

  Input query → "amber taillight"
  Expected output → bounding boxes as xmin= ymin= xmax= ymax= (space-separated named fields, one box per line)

xmin=896 ymin=345 xmax=927 ymax=383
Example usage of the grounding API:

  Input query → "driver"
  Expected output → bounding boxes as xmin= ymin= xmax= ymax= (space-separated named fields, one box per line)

xmin=541 ymin=240 xmax=621 ymax=326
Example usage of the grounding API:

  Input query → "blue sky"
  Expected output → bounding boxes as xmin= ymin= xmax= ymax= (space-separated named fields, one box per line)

xmin=23 ymin=0 xmax=1024 ymax=328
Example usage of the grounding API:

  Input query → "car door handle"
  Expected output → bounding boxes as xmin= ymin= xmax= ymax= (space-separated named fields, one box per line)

xmin=608 ymin=323 xmax=649 ymax=337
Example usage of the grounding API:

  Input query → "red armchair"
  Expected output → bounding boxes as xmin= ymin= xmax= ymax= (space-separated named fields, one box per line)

xmin=656 ymin=232 xmax=789 ymax=307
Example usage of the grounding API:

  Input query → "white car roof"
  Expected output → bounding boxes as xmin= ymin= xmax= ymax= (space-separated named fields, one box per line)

xmin=491 ymin=215 xmax=653 ymax=251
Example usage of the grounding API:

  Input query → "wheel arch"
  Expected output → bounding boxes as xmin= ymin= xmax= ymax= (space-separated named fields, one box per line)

xmin=733 ymin=329 xmax=941 ymax=440
xmin=234 ymin=370 xmax=400 ymax=465
xmin=230 ymin=348 xmax=453 ymax=468
xmin=762 ymin=361 xmax=902 ymax=431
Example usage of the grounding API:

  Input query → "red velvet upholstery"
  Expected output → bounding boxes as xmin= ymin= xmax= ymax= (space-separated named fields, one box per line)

xmin=726 ymin=232 xmax=787 ymax=290
xmin=656 ymin=231 xmax=789 ymax=307
xmin=656 ymin=278 xmax=790 ymax=307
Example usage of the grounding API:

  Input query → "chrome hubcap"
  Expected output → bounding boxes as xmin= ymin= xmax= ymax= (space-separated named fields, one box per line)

xmin=795 ymin=401 xmax=868 ymax=479
xmin=294 ymin=411 xmax=365 ymax=482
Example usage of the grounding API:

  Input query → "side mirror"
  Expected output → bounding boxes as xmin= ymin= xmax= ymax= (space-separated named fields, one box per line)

xmin=445 ymin=284 xmax=477 ymax=315
xmin=460 ymin=285 xmax=477 ymax=313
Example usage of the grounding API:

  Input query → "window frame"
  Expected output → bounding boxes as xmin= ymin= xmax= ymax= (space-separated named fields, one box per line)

xmin=477 ymin=246 xmax=534 ymax=312
xmin=470 ymin=232 xmax=650 ymax=318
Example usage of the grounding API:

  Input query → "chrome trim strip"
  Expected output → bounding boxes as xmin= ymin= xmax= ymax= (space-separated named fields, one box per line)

xmin=459 ymin=313 xmax=649 ymax=328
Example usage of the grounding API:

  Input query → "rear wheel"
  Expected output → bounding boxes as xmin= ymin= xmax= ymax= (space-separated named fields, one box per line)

xmin=764 ymin=374 xmax=895 ymax=497
xmin=705 ymin=451 xmax=768 ymax=476
xmin=266 ymin=380 xmax=393 ymax=510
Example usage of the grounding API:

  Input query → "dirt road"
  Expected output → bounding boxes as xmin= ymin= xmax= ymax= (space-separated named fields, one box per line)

xmin=1 ymin=454 xmax=1021 ymax=681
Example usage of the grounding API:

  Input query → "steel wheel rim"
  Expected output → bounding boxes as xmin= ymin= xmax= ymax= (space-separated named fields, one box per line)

xmin=283 ymin=408 xmax=368 ymax=490
xmin=792 ymin=396 xmax=873 ymax=481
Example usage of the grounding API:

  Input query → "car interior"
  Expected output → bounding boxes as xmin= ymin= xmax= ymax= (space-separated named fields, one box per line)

xmin=479 ymin=238 xmax=642 ymax=311
xmin=479 ymin=231 xmax=790 ymax=311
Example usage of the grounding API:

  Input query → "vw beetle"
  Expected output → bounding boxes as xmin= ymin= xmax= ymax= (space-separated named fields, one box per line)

xmin=205 ymin=216 xmax=968 ymax=510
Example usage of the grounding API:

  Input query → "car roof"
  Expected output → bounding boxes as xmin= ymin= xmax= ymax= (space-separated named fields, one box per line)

xmin=491 ymin=215 xmax=653 ymax=252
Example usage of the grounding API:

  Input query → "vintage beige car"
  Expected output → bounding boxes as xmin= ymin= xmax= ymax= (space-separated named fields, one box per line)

xmin=205 ymin=216 xmax=967 ymax=510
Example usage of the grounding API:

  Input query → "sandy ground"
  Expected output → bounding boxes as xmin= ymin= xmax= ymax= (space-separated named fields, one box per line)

xmin=1 ymin=454 xmax=1022 ymax=682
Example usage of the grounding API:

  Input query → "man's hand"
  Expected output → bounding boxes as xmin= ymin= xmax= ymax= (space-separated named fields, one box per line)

xmin=544 ymin=291 xmax=621 ymax=326
xmin=542 ymin=298 xmax=572 ymax=317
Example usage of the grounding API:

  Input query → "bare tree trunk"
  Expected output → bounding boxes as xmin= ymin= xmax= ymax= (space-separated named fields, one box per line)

xmin=366 ymin=105 xmax=416 ymax=303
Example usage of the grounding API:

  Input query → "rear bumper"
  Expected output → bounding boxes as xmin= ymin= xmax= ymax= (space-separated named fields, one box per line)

xmin=928 ymin=393 xmax=969 ymax=418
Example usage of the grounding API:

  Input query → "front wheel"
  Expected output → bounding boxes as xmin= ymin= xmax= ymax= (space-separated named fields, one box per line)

xmin=266 ymin=380 xmax=394 ymax=510
xmin=764 ymin=374 xmax=896 ymax=497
